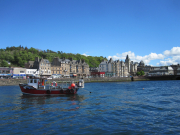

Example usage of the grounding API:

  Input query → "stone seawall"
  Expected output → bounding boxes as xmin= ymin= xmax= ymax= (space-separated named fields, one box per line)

xmin=132 ymin=75 xmax=180 ymax=81
xmin=1 ymin=76 xmax=179 ymax=86
xmin=0 ymin=79 xmax=27 ymax=86
xmin=0 ymin=77 xmax=132 ymax=86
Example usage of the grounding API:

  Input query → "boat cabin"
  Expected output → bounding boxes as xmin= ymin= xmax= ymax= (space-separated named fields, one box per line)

xmin=27 ymin=78 xmax=46 ymax=89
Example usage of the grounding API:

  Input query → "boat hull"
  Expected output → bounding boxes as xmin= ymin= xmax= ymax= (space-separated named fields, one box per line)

xmin=19 ymin=84 xmax=78 ymax=95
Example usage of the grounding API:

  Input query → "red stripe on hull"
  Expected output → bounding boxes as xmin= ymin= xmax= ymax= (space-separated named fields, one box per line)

xmin=19 ymin=84 xmax=78 ymax=95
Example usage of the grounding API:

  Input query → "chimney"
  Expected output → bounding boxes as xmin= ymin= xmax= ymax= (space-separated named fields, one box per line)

xmin=69 ymin=57 xmax=73 ymax=61
xmin=35 ymin=57 xmax=39 ymax=62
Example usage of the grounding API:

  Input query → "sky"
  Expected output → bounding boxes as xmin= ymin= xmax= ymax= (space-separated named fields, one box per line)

xmin=1 ymin=0 xmax=180 ymax=66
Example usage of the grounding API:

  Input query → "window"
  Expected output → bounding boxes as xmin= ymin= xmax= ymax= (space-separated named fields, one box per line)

xmin=20 ymin=71 xmax=24 ymax=73
xmin=30 ymin=79 xmax=33 ymax=83
xmin=34 ymin=79 xmax=37 ymax=83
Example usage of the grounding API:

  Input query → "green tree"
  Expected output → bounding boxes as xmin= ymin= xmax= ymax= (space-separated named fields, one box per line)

xmin=1 ymin=60 xmax=9 ymax=67
xmin=136 ymin=70 xmax=145 ymax=76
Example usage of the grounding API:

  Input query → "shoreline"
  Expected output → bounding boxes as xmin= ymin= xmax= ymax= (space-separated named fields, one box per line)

xmin=0 ymin=77 xmax=132 ymax=86
xmin=0 ymin=75 xmax=179 ymax=86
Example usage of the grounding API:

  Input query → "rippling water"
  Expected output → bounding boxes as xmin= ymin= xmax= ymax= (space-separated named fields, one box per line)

xmin=0 ymin=80 xmax=180 ymax=134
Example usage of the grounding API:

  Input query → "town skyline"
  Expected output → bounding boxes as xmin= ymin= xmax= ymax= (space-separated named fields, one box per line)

xmin=1 ymin=0 xmax=180 ymax=66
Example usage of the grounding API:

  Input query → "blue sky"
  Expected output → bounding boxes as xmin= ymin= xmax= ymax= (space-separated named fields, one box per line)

xmin=1 ymin=0 xmax=180 ymax=66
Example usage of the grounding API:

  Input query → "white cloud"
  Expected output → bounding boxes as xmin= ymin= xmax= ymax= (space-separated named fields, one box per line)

xmin=164 ymin=47 xmax=180 ymax=56
xmin=82 ymin=53 xmax=89 ymax=57
xmin=157 ymin=56 xmax=180 ymax=66
xmin=108 ymin=51 xmax=165 ymax=65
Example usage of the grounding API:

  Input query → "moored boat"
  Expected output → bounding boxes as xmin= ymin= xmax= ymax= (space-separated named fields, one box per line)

xmin=19 ymin=77 xmax=84 ymax=95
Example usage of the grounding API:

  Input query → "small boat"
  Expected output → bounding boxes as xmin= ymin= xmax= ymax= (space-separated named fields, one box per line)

xmin=19 ymin=77 xmax=84 ymax=95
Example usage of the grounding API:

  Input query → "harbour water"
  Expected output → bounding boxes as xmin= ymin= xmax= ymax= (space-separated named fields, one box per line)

xmin=0 ymin=80 xmax=180 ymax=134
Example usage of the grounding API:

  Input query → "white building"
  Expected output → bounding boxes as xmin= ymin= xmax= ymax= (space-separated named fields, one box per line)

xmin=12 ymin=67 xmax=26 ymax=79
xmin=98 ymin=55 xmax=138 ymax=77
xmin=26 ymin=69 xmax=39 ymax=77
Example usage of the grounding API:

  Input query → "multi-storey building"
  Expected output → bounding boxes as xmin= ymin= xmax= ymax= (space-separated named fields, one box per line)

xmin=171 ymin=64 xmax=180 ymax=75
xmin=98 ymin=55 xmax=138 ymax=77
xmin=148 ymin=66 xmax=174 ymax=76
xmin=98 ymin=59 xmax=114 ymax=77
xmin=113 ymin=60 xmax=129 ymax=77
xmin=124 ymin=55 xmax=138 ymax=75
xmin=51 ymin=57 xmax=69 ymax=77
xmin=25 ymin=57 xmax=51 ymax=77
xmin=75 ymin=59 xmax=89 ymax=78
xmin=51 ymin=57 xmax=89 ymax=78
xmin=138 ymin=60 xmax=174 ymax=76
xmin=137 ymin=60 xmax=151 ymax=75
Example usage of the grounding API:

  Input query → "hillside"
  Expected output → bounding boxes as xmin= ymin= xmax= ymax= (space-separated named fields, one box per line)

xmin=0 ymin=46 xmax=107 ymax=68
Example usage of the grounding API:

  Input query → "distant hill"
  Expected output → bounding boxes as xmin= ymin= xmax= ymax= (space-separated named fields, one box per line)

xmin=0 ymin=45 xmax=107 ymax=68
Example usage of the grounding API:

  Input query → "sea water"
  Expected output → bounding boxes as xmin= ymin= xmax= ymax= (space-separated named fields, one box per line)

xmin=0 ymin=80 xmax=180 ymax=134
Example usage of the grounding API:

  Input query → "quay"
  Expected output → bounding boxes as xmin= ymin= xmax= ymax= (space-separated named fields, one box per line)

xmin=1 ymin=75 xmax=180 ymax=86
xmin=0 ymin=77 xmax=131 ymax=86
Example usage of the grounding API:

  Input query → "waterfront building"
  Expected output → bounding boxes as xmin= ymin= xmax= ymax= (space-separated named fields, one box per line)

xmin=26 ymin=69 xmax=39 ymax=78
xmin=51 ymin=57 xmax=69 ymax=78
xmin=89 ymin=67 xmax=99 ymax=77
xmin=69 ymin=58 xmax=89 ymax=78
xmin=51 ymin=57 xmax=89 ymax=78
xmin=124 ymin=55 xmax=138 ymax=76
xmin=12 ymin=67 xmax=26 ymax=79
xmin=98 ymin=58 xmax=114 ymax=77
xmin=89 ymin=67 xmax=99 ymax=72
xmin=137 ymin=60 xmax=151 ymax=75
xmin=0 ymin=67 xmax=13 ymax=79
xmin=98 ymin=55 xmax=138 ymax=77
xmin=148 ymin=66 xmax=174 ymax=76
xmin=138 ymin=60 xmax=174 ymax=76
xmin=113 ymin=60 xmax=129 ymax=77
xmin=25 ymin=57 xmax=51 ymax=77
xmin=91 ymin=72 xmax=105 ymax=77
xmin=170 ymin=64 xmax=180 ymax=75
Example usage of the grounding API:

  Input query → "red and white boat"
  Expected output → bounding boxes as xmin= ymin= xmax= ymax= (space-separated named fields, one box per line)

xmin=19 ymin=77 xmax=84 ymax=95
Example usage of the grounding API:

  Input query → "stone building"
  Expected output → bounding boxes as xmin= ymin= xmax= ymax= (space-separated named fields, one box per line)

xmin=148 ymin=66 xmax=174 ymax=76
xmin=138 ymin=60 xmax=174 ymax=76
xmin=51 ymin=57 xmax=89 ymax=78
xmin=68 ymin=58 xmax=89 ymax=78
xmin=98 ymin=55 xmax=138 ymax=77
xmin=137 ymin=60 xmax=151 ymax=75
xmin=171 ymin=64 xmax=180 ymax=75
xmin=25 ymin=57 xmax=51 ymax=77
xmin=98 ymin=58 xmax=114 ymax=77
xmin=51 ymin=57 xmax=70 ymax=77
xmin=113 ymin=60 xmax=129 ymax=77
xmin=124 ymin=55 xmax=138 ymax=75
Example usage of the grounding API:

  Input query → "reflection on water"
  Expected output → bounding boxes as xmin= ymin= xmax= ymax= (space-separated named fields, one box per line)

xmin=19 ymin=94 xmax=86 ymax=113
xmin=20 ymin=94 xmax=86 ymax=104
